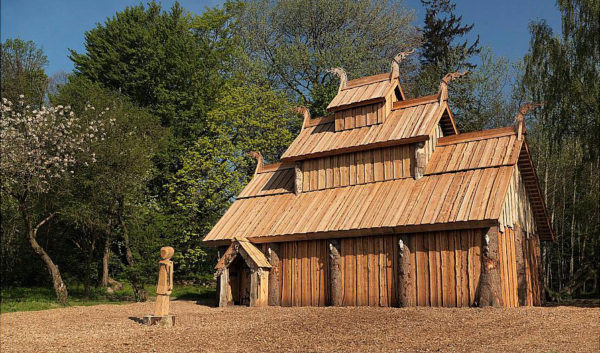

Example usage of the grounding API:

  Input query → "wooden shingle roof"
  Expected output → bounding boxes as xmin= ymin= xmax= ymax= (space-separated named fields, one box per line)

xmin=215 ymin=237 xmax=271 ymax=276
xmin=281 ymin=96 xmax=454 ymax=162
xmin=238 ymin=163 xmax=295 ymax=198
xmin=327 ymin=73 xmax=402 ymax=112
xmin=204 ymin=126 xmax=554 ymax=244
xmin=205 ymin=166 xmax=511 ymax=245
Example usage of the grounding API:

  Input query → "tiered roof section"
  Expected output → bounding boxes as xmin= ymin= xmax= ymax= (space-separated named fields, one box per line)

xmin=203 ymin=64 xmax=553 ymax=245
xmin=281 ymin=94 xmax=456 ymax=162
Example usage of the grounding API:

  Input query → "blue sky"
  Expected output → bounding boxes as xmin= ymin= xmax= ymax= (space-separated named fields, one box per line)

xmin=1 ymin=0 xmax=561 ymax=76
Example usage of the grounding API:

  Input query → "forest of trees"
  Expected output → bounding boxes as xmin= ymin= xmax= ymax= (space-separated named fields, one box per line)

xmin=1 ymin=0 xmax=597 ymax=304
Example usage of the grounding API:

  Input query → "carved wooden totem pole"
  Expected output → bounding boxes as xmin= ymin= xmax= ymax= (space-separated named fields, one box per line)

xmin=145 ymin=246 xmax=176 ymax=326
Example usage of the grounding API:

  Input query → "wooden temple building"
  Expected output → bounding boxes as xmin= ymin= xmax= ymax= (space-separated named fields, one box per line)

xmin=204 ymin=56 xmax=553 ymax=308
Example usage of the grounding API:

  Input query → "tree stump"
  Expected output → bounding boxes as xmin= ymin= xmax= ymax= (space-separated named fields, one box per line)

xmin=397 ymin=239 xmax=414 ymax=307
xmin=477 ymin=228 xmax=503 ymax=307
xmin=267 ymin=244 xmax=281 ymax=306
xmin=329 ymin=240 xmax=342 ymax=306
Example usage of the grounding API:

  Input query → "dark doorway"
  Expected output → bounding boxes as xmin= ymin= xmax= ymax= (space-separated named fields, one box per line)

xmin=228 ymin=256 xmax=251 ymax=305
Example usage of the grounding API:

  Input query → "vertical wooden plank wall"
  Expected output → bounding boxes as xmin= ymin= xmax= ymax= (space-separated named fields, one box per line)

xmin=523 ymin=233 xmax=542 ymax=306
xmin=499 ymin=166 xmax=537 ymax=234
xmin=498 ymin=227 xmax=542 ymax=307
xmin=334 ymin=102 xmax=388 ymax=131
xmin=302 ymin=145 xmax=413 ymax=192
xmin=498 ymin=228 xmax=519 ymax=307
xmin=274 ymin=229 xmax=484 ymax=307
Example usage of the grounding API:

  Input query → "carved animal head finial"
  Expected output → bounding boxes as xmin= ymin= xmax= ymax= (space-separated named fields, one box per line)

xmin=514 ymin=102 xmax=543 ymax=140
xmin=295 ymin=106 xmax=311 ymax=129
xmin=327 ymin=67 xmax=347 ymax=93
xmin=248 ymin=151 xmax=264 ymax=175
xmin=438 ymin=71 xmax=468 ymax=105
xmin=390 ymin=49 xmax=415 ymax=80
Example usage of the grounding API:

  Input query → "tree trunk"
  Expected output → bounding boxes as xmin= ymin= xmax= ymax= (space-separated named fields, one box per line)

xmin=118 ymin=198 xmax=148 ymax=302
xmin=476 ymin=227 xmax=503 ymax=308
xmin=328 ymin=240 xmax=342 ymax=306
xmin=397 ymin=239 xmax=414 ymax=307
xmin=267 ymin=244 xmax=280 ymax=306
xmin=514 ymin=226 xmax=527 ymax=306
xmin=22 ymin=209 xmax=68 ymax=304
xmin=100 ymin=234 xmax=110 ymax=287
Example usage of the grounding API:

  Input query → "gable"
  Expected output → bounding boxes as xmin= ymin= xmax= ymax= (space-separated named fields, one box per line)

xmin=215 ymin=238 xmax=271 ymax=275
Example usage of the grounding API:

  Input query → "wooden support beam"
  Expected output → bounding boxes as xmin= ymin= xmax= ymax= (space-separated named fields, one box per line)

xmin=267 ymin=244 xmax=281 ymax=306
xmin=249 ymin=269 xmax=258 ymax=307
xmin=328 ymin=240 xmax=343 ymax=306
xmin=476 ymin=227 xmax=503 ymax=307
xmin=219 ymin=268 xmax=230 ymax=307
xmin=294 ymin=163 xmax=303 ymax=195
xmin=533 ymin=234 xmax=545 ymax=305
xmin=514 ymin=226 xmax=527 ymax=306
xmin=397 ymin=239 xmax=414 ymax=307
xmin=414 ymin=141 xmax=426 ymax=180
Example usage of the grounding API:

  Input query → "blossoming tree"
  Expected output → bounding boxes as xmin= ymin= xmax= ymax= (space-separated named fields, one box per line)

xmin=0 ymin=96 xmax=109 ymax=304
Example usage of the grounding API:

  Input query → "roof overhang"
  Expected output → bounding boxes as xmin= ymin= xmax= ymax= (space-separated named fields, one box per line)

xmin=204 ymin=219 xmax=498 ymax=247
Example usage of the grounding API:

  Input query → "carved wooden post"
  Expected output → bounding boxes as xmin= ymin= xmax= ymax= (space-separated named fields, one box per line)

xmin=219 ymin=267 xmax=229 ymax=307
xmin=328 ymin=240 xmax=343 ymax=306
xmin=515 ymin=227 xmax=527 ymax=306
xmin=414 ymin=142 xmax=426 ymax=180
xmin=477 ymin=227 xmax=503 ymax=307
xmin=249 ymin=268 xmax=258 ymax=307
xmin=267 ymin=244 xmax=281 ymax=306
xmin=397 ymin=239 xmax=414 ymax=307
xmin=294 ymin=163 xmax=303 ymax=195
xmin=533 ymin=234 xmax=545 ymax=305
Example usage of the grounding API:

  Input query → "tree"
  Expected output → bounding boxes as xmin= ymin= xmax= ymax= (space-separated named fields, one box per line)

xmin=52 ymin=76 xmax=164 ymax=300
xmin=449 ymin=48 xmax=517 ymax=131
xmin=69 ymin=2 xmax=234 ymax=145
xmin=237 ymin=0 xmax=420 ymax=116
xmin=0 ymin=97 xmax=108 ymax=304
xmin=0 ymin=39 xmax=48 ymax=108
xmin=416 ymin=0 xmax=480 ymax=96
xmin=167 ymin=83 xmax=300 ymax=276
xmin=519 ymin=0 xmax=599 ymax=298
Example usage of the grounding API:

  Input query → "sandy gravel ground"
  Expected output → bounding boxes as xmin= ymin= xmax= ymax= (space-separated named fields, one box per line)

xmin=1 ymin=300 xmax=598 ymax=352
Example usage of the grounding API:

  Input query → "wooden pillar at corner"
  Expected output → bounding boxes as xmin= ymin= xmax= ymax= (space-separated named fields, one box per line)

xmin=476 ymin=227 xmax=503 ymax=307
xmin=249 ymin=268 xmax=258 ymax=307
xmin=328 ymin=240 xmax=343 ymax=306
xmin=514 ymin=225 xmax=527 ymax=306
xmin=267 ymin=243 xmax=281 ymax=306
xmin=533 ymin=234 xmax=545 ymax=306
xmin=218 ymin=268 xmax=230 ymax=307
xmin=397 ymin=239 xmax=414 ymax=307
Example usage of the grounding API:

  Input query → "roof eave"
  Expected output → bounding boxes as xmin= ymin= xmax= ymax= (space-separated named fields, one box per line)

xmin=280 ymin=134 xmax=429 ymax=163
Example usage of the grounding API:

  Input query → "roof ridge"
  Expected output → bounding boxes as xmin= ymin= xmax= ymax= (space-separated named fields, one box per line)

xmin=392 ymin=94 xmax=438 ymax=110
xmin=437 ymin=126 xmax=517 ymax=146
xmin=344 ymin=73 xmax=391 ymax=90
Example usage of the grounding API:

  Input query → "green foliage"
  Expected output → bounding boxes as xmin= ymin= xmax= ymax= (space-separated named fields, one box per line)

xmin=415 ymin=0 xmax=481 ymax=100
xmin=167 ymin=83 xmax=300 ymax=275
xmin=0 ymin=39 xmax=48 ymax=107
xmin=0 ymin=285 xmax=215 ymax=313
xmin=448 ymin=48 xmax=518 ymax=131
xmin=237 ymin=0 xmax=420 ymax=116
xmin=519 ymin=0 xmax=599 ymax=297
xmin=419 ymin=0 xmax=480 ymax=72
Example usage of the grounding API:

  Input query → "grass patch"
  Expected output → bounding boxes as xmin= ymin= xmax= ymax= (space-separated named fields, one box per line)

xmin=1 ymin=284 xmax=215 ymax=313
